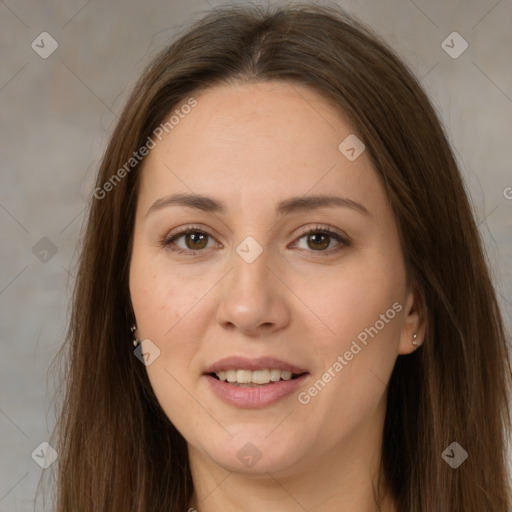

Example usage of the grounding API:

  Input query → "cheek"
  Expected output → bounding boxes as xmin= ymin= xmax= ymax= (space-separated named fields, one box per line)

xmin=303 ymin=262 xmax=403 ymax=401
xmin=295 ymin=288 xmax=400 ymax=438
xmin=129 ymin=246 xmax=215 ymax=370
xmin=130 ymin=255 xmax=206 ymax=428
xmin=130 ymin=247 xmax=197 ymax=339
xmin=311 ymin=266 xmax=402 ymax=345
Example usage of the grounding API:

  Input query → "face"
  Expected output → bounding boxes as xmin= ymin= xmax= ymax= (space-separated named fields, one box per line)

xmin=129 ymin=81 xmax=423 ymax=477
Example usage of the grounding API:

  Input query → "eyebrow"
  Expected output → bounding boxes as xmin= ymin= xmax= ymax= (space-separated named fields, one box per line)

xmin=145 ymin=193 xmax=370 ymax=217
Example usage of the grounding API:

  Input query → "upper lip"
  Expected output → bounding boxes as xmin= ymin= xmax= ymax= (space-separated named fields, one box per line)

xmin=203 ymin=356 xmax=309 ymax=375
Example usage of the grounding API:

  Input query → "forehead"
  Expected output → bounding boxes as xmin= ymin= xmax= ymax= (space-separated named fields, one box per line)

xmin=138 ymin=81 xmax=382 ymax=214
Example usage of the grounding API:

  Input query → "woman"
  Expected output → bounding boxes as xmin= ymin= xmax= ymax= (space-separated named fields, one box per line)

xmin=44 ymin=3 xmax=512 ymax=511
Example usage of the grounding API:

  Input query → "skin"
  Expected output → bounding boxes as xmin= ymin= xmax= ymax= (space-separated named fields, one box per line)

xmin=129 ymin=81 xmax=426 ymax=512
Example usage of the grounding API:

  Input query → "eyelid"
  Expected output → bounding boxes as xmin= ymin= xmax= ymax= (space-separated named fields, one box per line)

xmin=293 ymin=223 xmax=348 ymax=241
xmin=163 ymin=224 xmax=218 ymax=243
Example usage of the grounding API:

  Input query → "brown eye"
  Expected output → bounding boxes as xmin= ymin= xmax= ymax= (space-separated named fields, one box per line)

xmin=162 ymin=228 xmax=216 ymax=254
xmin=306 ymin=232 xmax=331 ymax=251
xmin=182 ymin=232 xmax=209 ymax=250
xmin=294 ymin=226 xmax=349 ymax=253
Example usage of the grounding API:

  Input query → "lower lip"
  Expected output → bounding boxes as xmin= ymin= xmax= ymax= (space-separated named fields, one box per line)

xmin=203 ymin=374 xmax=310 ymax=409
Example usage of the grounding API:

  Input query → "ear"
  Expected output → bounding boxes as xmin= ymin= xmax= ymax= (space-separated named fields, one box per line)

xmin=398 ymin=282 xmax=427 ymax=355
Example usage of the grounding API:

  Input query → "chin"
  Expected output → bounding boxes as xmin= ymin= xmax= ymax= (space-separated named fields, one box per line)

xmin=202 ymin=432 xmax=308 ymax=474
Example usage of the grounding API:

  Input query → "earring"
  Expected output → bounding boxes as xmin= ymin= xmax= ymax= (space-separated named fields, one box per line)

xmin=412 ymin=334 xmax=418 ymax=346
xmin=131 ymin=325 xmax=141 ymax=348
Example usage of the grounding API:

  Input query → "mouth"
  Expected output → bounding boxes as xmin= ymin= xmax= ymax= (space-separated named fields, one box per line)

xmin=202 ymin=356 xmax=310 ymax=407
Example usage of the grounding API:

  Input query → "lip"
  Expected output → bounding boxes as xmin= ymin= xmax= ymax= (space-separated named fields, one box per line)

xmin=204 ymin=373 xmax=310 ymax=409
xmin=203 ymin=356 xmax=308 ymax=374
xmin=202 ymin=356 xmax=310 ymax=409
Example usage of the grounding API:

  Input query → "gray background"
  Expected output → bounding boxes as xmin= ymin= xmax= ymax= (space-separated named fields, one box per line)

xmin=1 ymin=0 xmax=511 ymax=510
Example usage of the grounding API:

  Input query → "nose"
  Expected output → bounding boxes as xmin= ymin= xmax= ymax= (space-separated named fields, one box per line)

xmin=215 ymin=241 xmax=291 ymax=336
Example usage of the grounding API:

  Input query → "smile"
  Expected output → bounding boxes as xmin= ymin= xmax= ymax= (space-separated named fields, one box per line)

xmin=212 ymin=368 xmax=305 ymax=385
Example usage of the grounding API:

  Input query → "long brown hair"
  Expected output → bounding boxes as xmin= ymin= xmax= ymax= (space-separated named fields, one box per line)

xmin=40 ymin=3 xmax=512 ymax=511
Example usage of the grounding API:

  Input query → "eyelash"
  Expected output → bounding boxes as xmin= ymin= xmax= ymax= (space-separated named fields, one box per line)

xmin=159 ymin=224 xmax=350 ymax=257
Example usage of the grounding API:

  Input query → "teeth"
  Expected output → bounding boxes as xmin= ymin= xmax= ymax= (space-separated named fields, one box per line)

xmin=214 ymin=368 xmax=296 ymax=385
xmin=252 ymin=369 xmax=270 ymax=384
xmin=269 ymin=369 xmax=282 ymax=382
